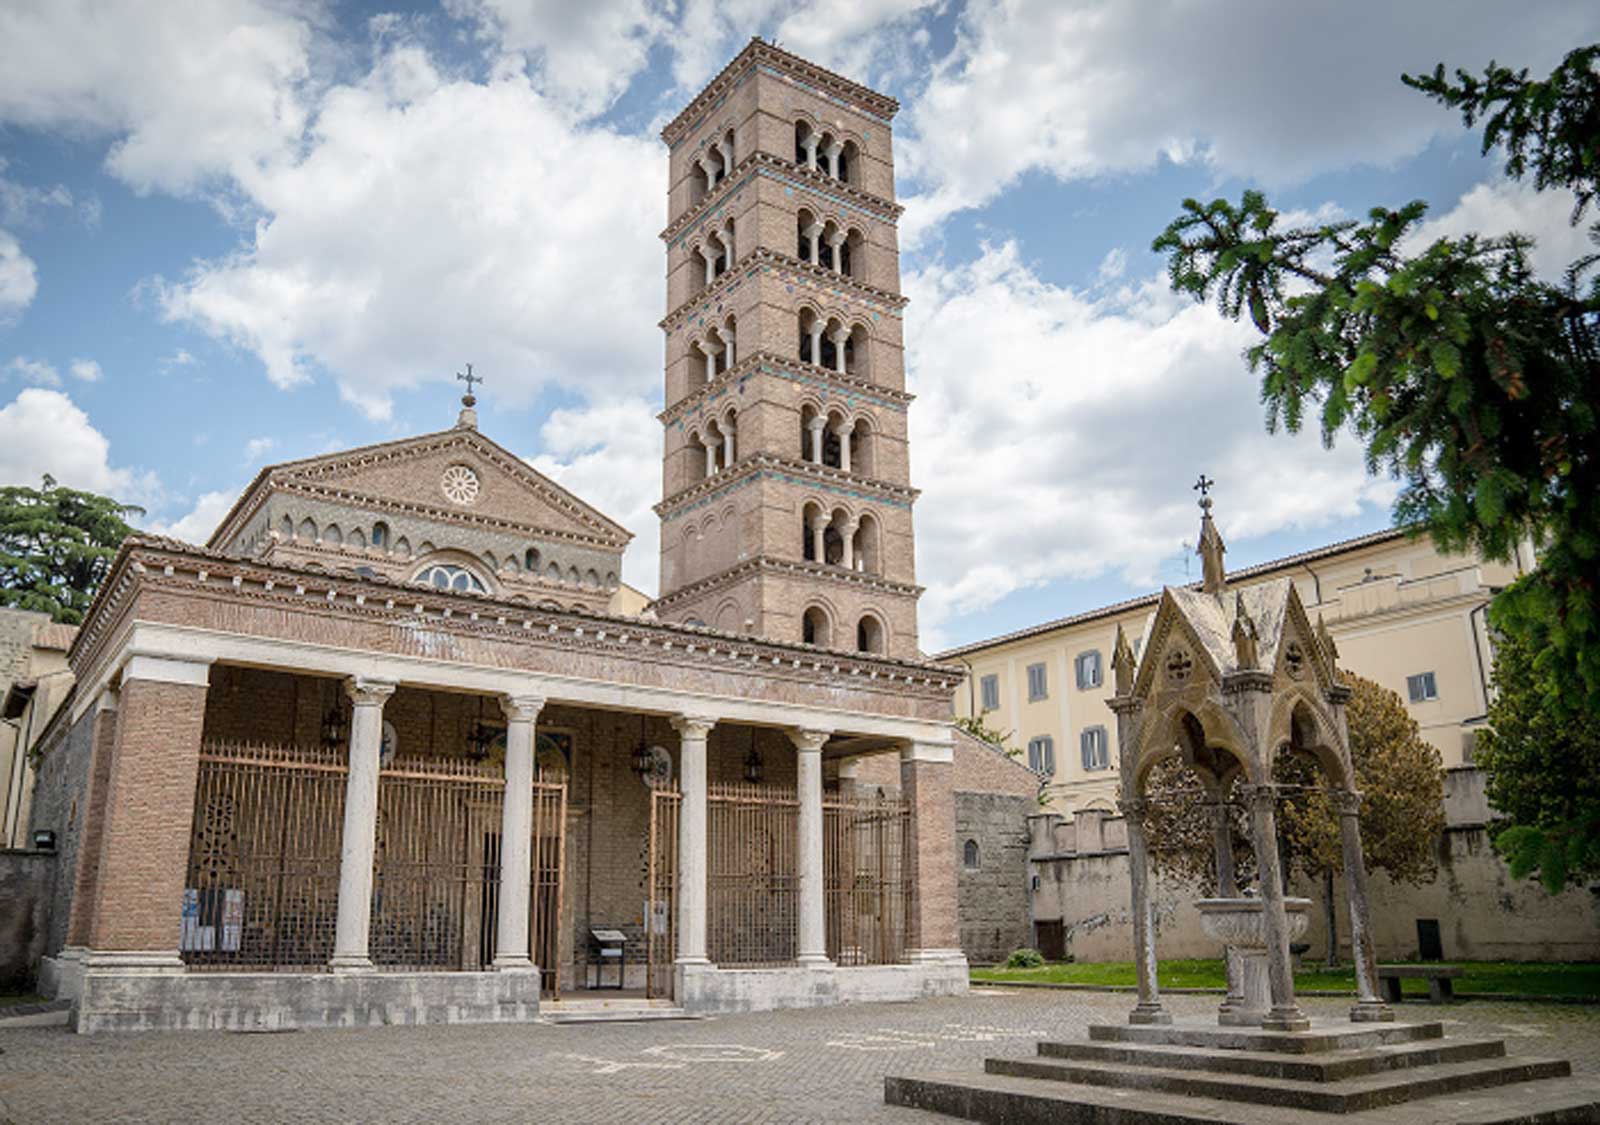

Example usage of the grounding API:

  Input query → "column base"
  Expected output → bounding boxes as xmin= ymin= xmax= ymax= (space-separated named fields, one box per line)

xmin=1128 ymin=1001 xmax=1172 ymax=1025
xmin=674 ymin=956 xmax=712 ymax=969
xmin=1350 ymin=999 xmax=1395 ymax=1023
xmin=1262 ymin=1006 xmax=1311 ymax=1033
xmin=492 ymin=957 xmax=537 ymax=973
xmin=328 ymin=955 xmax=376 ymax=974
xmin=796 ymin=954 xmax=834 ymax=970
xmin=84 ymin=950 xmax=185 ymax=973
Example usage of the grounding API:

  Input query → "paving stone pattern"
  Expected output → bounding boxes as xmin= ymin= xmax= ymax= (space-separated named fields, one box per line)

xmin=2 ymin=991 xmax=1598 ymax=1123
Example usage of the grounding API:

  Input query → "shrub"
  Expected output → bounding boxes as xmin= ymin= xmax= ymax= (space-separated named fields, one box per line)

xmin=1004 ymin=947 xmax=1044 ymax=969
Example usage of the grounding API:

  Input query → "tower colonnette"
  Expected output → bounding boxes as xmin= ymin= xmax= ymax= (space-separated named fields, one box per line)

xmin=652 ymin=39 xmax=922 ymax=659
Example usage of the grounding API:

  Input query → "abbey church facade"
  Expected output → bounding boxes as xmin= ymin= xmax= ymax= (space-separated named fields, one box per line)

xmin=21 ymin=41 xmax=986 ymax=1033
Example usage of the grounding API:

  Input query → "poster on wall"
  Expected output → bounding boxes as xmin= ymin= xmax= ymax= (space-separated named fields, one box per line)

xmin=221 ymin=889 xmax=245 ymax=953
xmin=648 ymin=897 xmax=670 ymax=936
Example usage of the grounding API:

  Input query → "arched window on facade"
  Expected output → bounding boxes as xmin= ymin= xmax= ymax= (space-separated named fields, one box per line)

xmin=525 ymin=547 xmax=539 ymax=571
xmin=414 ymin=563 xmax=488 ymax=594
xmin=323 ymin=523 xmax=343 ymax=546
xmin=963 ymin=839 xmax=981 ymax=870
xmin=796 ymin=208 xmax=818 ymax=263
xmin=853 ymin=512 xmax=881 ymax=574
xmin=801 ymin=500 xmax=824 ymax=563
xmin=802 ymin=605 xmax=829 ymax=647
xmin=849 ymin=418 xmax=873 ymax=476
xmin=371 ymin=521 xmax=389 ymax=550
xmin=856 ymin=613 xmax=885 ymax=653
xmin=838 ymin=139 xmax=859 ymax=184
xmin=844 ymin=228 xmax=865 ymax=280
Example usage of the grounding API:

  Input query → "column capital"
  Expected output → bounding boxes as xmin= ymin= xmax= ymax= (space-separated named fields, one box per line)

xmin=900 ymin=739 xmax=953 ymax=764
xmin=788 ymin=727 xmax=831 ymax=754
xmin=122 ymin=653 xmax=212 ymax=687
xmin=1236 ymin=782 xmax=1280 ymax=812
xmin=345 ymin=677 xmax=397 ymax=707
xmin=807 ymin=415 xmax=827 ymax=431
xmin=670 ymin=713 xmax=717 ymax=740
xmin=1331 ymin=788 xmax=1363 ymax=816
xmin=500 ymin=694 xmax=546 ymax=724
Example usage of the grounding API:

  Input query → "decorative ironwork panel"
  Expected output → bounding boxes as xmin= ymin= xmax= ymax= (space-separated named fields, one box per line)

xmin=707 ymin=782 xmax=799 ymax=968
xmin=646 ymin=786 xmax=680 ymax=999
xmin=530 ymin=780 xmax=567 ymax=998
xmin=183 ymin=742 xmax=347 ymax=970
xmin=824 ymin=792 xmax=913 ymax=966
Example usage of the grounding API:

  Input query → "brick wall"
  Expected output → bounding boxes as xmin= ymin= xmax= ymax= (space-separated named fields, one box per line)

xmin=28 ymin=705 xmax=97 ymax=956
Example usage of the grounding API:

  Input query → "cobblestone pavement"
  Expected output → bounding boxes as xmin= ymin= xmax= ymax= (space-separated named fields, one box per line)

xmin=3 ymin=991 xmax=1598 ymax=1124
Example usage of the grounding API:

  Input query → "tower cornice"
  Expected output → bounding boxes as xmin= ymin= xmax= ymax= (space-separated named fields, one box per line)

xmin=655 ymin=453 xmax=920 ymax=520
xmin=662 ymin=245 xmax=907 ymax=332
xmin=659 ymin=351 xmax=914 ymax=427
xmin=649 ymin=555 xmax=923 ymax=614
xmin=661 ymin=38 xmax=899 ymax=149
xmin=663 ymin=152 xmax=903 ymax=248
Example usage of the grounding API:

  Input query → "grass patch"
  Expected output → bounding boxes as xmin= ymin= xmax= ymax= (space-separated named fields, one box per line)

xmin=0 ymin=992 xmax=47 ymax=1008
xmin=972 ymin=959 xmax=1600 ymax=997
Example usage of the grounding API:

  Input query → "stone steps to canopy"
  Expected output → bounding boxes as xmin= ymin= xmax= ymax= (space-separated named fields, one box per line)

xmin=883 ymin=1019 xmax=1600 ymax=1123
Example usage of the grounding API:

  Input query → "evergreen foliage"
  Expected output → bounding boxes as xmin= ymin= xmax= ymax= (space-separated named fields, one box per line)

xmin=1153 ymin=42 xmax=1599 ymax=887
xmin=1475 ymin=631 xmax=1600 ymax=892
xmin=0 ymin=476 xmax=142 ymax=624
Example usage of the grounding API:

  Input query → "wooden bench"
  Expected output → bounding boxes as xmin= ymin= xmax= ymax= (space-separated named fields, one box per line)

xmin=1377 ymin=963 xmax=1462 ymax=1003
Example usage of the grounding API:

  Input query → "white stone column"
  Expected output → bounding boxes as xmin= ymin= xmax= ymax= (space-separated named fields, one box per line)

xmin=840 ymin=520 xmax=857 ymax=569
xmin=803 ymin=222 xmax=823 ymax=263
xmin=1243 ymin=783 xmax=1310 ymax=1032
xmin=825 ymin=140 xmax=842 ymax=179
xmin=809 ymin=324 xmax=824 ymax=367
xmin=809 ymin=515 xmax=827 ymax=562
xmin=829 ymin=327 xmax=847 ymax=373
xmin=704 ymin=340 xmax=719 ymax=385
xmin=723 ymin=327 xmax=736 ymax=368
xmin=789 ymin=728 xmax=832 ymax=967
xmin=834 ymin=423 xmax=852 ymax=472
xmin=1120 ymin=797 xmax=1171 ymax=1023
xmin=494 ymin=694 xmax=545 ymax=971
xmin=702 ymin=245 xmax=716 ymax=287
xmin=1336 ymin=789 xmax=1394 ymax=1022
xmin=330 ymin=677 xmax=396 ymax=972
xmin=697 ymin=154 xmax=717 ymax=189
xmin=807 ymin=417 xmax=826 ymax=462
xmin=672 ymin=714 xmax=716 ymax=965
xmin=703 ymin=435 xmax=718 ymax=478
xmin=827 ymin=231 xmax=846 ymax=274
xmin=803 ymin=134 xmax=820 ymax=171
xmin=716 ymin=139 xmax=734 ymax=178
xmin=722 ymin=419 xmax=736 ymax=467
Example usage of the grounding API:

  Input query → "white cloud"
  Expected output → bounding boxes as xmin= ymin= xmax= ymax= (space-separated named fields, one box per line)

xmin=0 ymin=388 xmax=156 ymax=502
xmin=448 ymin=0 xmax=672 ymax=117
xmin=1413 ymin=176 xmax=1593 ymax=285
xmin=904 ymin=243 xmax=1396 ymax=650
xmin=0 ymin=230 xmax=38 ymax=319
xmin=243 ymin=436 xmax=276 ymax=464
xmin=68 ymin=358 xmax=102 ymax=383
xmin=158 ymin=45 xmax=664 ymax=420
xmin=529 ymin=396 xmax=662 ymax=593
xmin=5 ymin=356 xmax=60 ymax=387
xmin=898 ymin=0 xmax=1598 ymax=241
xmin=145 ymin=488 xmax=241 ymax=544
xmin=0 ymin=0 xmax=320 ymax=195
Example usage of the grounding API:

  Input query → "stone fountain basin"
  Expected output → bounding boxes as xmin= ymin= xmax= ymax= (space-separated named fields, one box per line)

xmin=1196 ymin=897 xmax=1312 ymax=950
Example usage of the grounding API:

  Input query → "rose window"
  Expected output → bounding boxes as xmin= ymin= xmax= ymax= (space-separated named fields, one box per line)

xmin=441 ymin=464 xmax=480 ymax=505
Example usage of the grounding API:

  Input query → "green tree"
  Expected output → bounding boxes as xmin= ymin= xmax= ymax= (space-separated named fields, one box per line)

xmin=0 ymin=476 xmax=142 ymax=624
xmin=1475 ymin=631 xmax=1600 ymax=892
xmin=955 ymin=712 xmax=1022 ymax=759
xmin=1146 ymin=675 xmax=1444 ymax=964
xmin=1153 ymin=42 xmax=1598 ymax=886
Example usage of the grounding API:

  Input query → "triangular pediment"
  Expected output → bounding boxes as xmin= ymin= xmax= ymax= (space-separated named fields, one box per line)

xmin=210 ymin=427 xmax=632 ymax=549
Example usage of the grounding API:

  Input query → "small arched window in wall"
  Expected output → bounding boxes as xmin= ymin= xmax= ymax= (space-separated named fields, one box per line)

xmin=963 ymin=839 xmax=981 ymax=870
xmin=525 ymin=547 xmax=539 ymax=571
xmin=414 ymin=564 xmax=487 ymax=594
xmin=856 ymin=614 xmax=884 ymax=654
xmin=371 ymin=522 xmax=389 ymax=549
xmin=802 ymin=605 xmax=829 ymax=646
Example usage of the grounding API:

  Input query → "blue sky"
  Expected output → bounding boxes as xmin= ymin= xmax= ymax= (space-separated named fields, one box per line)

xmin=0 ymin=1 xmax=1593 ymax=652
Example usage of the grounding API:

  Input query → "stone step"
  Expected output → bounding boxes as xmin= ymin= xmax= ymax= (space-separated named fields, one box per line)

xmin=1039 ymin=1036 xmax=1507 ymax=1082
xmin=885 ymin=1069 xmax=1600 ymax=1124
xmin=1087 ymin=1019 xmax=1444 ymax=1055
xmin=540 ymin=1006 xmax=698 ymax=1025
xmin=985 ymin=1054 xmax=1572 ymax=1114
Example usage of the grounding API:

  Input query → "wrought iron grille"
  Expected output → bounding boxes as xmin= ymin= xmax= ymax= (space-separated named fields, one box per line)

xmin=824 ymin=792 xmax=913 ymax=966
xmin=530 ymin=780 xmax=567 ymax=998
xmin=707 ymin=782 xmax=798 ymax=968
xmin=646 ymin=786 xmax=680 ymax=999
xmin=183 ymin=742 xmax=347 ymax=970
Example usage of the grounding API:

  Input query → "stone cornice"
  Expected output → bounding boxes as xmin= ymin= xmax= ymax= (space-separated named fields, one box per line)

xmin=660 ymin=352 xmax=914 ymax=427
xmin=651 ymin=554 xmax=924 ymax=611
xmin=661 ymin=244 xmax=905 ymax=333
xmin=662 ymin=153 xmax=901 ymax=249
xmin=68 ymin=538 xmax=961 ymax=705
xmin=655 ymin=453 xmax=918 ymax=519
xmin=662 ymin=38 xmax=898 ymax=149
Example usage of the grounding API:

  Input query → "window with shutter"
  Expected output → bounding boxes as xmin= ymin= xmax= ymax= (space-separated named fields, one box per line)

xmin=1027 ymin=662 xmax=1048 ymax=701
xmin=980 ymin=674 xmax=1000 ymax=712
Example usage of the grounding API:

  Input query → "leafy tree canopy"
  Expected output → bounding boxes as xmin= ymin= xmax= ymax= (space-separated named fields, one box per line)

xmin=1152 ymin=44 xmax=1599 ymax=721
xmin=1145 ymin=674 xmax=1445 ymax=894
xmin=0 ymin=476 xmax=142 ymax=625
xmin=1475 ymin=631 xmax=1600 ymax=892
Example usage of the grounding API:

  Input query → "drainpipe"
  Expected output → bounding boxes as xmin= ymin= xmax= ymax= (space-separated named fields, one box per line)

xmin=1300 ymin=561 xmax=1323 ymax=607
xmin=957 ymin=657 xmax=976 ymax=718
xmin=1468 ymin=600 xmax=1493 ymax=717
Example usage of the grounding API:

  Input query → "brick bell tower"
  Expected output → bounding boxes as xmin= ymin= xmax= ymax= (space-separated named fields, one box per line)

xmin=651 ymin=40 xmax=922 ymax=659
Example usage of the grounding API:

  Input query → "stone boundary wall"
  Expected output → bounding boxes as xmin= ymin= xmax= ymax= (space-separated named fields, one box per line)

xmin=0 ymin=847 xmax=58 ymax=989
xmin=955 ymin=792 xmax=1033 ymax=963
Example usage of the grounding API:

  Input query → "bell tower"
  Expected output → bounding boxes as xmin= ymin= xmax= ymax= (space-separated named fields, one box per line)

xmin=652 ymin=39 xmax=922 ymax=659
